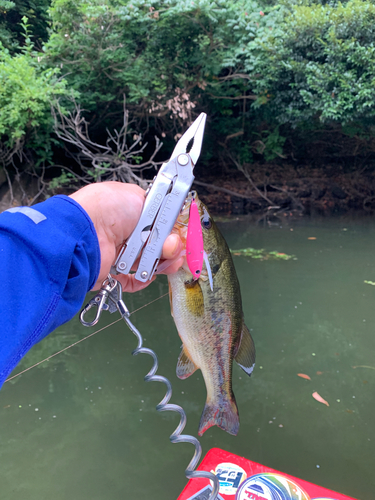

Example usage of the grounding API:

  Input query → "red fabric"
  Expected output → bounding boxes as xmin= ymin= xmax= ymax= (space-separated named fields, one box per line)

xmin=178 ymin=448 xmax=357 ymax=500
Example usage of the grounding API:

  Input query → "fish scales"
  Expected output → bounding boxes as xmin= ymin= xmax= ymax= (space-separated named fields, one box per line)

xmin=168 ymin=192 xmax=255 ymax=436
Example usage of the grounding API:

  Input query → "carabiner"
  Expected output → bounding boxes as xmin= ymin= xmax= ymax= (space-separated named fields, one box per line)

xmin=80 ymin=275 xmax=120 ymax=327
xmin=79 ymin=291 xmax=108 ymax=327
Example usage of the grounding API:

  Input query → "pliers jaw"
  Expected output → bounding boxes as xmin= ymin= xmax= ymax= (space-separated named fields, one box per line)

xmin=113 ymin=112 xmax=207 ymax=281
xmin=168 ymin=112 xmax=207 ymax=165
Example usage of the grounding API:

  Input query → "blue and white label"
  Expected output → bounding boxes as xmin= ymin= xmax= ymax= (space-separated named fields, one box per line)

xmin=211 ymin=462 xmax=247 ymax=496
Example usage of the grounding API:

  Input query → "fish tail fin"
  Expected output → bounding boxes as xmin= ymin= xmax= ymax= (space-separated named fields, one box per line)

xmin=198 ymin=396 xmax=239 ymax=436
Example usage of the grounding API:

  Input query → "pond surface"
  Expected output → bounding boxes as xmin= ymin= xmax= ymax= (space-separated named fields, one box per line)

xmin=1 ymin=213 xmax=375 ymax=500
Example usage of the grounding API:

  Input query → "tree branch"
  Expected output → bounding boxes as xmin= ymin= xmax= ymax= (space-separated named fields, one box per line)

xmin=52 ymin=98 xmax=163 ymax=188
xmin=193 ymin=179 xmax=257 ymax=201
xmin=228 ymin=153 xmax=275 ymax=206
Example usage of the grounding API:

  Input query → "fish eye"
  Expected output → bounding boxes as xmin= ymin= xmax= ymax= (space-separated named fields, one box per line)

xmin=201 ymin=216 xmax=212 ymax=230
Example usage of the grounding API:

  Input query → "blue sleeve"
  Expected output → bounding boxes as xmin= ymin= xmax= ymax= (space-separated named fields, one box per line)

xmin=0 ymin=195 xmax=101 ymax=387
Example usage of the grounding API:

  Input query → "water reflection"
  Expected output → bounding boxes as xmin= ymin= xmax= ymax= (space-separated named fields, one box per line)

xmin=1 ymin=214 xmax=374 ymax=499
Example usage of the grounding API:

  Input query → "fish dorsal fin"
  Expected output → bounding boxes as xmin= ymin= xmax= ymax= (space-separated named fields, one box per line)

xmin=234 ymin=323 xmax=256 ymax=377
xmin=176 ymin=347 xmax=198 ymax=380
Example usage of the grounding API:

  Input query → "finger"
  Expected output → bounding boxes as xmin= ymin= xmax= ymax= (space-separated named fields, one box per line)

xmin=161 ymin=233 xmax=182 ymax=260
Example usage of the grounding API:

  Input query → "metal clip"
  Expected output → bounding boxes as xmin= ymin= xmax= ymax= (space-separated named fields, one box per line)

xmin=79 ymin=275 xmax=118 ymax=327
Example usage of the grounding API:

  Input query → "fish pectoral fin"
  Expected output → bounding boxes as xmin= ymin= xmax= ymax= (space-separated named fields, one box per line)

xmin=234 ymin=323 xmax=256 ymax=377
xmin=176 ymin=347 xmax=198 ymax=379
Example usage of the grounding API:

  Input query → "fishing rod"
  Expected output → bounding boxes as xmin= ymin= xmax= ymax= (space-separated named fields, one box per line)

xmin=80 ymin=274 xmax=220 ymax=500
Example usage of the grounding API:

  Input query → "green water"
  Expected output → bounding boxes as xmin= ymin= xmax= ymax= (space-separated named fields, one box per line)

xmin=1 ymin=214 xmax=375 ymax=500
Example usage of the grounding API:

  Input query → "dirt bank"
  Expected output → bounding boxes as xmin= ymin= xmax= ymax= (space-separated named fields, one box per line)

xmin=194 ymin=163 xmax=375 ymax=216
xmin=1 ymin=162 xmax=375 ymax=216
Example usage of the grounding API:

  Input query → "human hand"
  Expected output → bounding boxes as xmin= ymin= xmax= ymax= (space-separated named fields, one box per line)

xmin=70 ymin=181 xmax=184 ymax=291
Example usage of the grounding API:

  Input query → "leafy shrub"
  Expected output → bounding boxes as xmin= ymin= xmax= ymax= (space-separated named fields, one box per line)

xmin=0 ymin=17 xmax=69 ymax=165
xmin=45 ymin=0 xmax=283 ymax=160
xmin=243 ymin=0 xmax=375 ymax=126
xmin=3 ymin=0 xmax=375 ymax=175
xmin=0 ymin=0 xmax=51 ymax=52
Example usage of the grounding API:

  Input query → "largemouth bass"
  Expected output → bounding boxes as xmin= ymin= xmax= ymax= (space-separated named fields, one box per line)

xmin=168 ymin=192 xmax=255 ymax=436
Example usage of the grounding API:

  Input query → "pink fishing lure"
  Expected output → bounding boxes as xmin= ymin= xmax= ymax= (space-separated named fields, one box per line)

xmin=186 ymin=199 xmax=204 ymax=279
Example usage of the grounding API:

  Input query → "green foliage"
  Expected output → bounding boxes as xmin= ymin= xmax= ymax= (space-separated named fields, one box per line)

xmin=0 ymin=17 xmax=69 ymax=164
xmin=46 ymin=0 xmax=226 ymax=116
xmin=243 ymin=0 xmax=375 ymax=126
xmin=44 ymin=0 xmax=286 ymax=159
xmin=48 ymin=170 xmax=75 ymax=189
xmin=47 ymin=0 xmax=375 ymax=163
xmin=0 ymin=0 xmax=51 ymax=52
xmin=253 ymin=127 xmax=287 ymax=161
xmin=3 ymin=0 xmax=375 ymax=175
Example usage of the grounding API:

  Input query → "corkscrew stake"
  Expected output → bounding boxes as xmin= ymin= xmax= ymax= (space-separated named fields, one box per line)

xmin=80 ymin=276 xmax=220 ymax=499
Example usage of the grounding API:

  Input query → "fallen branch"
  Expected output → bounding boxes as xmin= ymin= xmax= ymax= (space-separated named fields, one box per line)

xmin=269 ymin=184 xmax=305 ymax=211
xmin=228 ymin=154 xmax=275 ymax=206
xmin=193 ymin=180 xmax=256 ymax=201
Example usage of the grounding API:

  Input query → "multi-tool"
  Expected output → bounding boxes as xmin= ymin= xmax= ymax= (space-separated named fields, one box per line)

xmin=80 ymin=112 xmax=207 ymax=327
xmin=112 ymin=112 xmax=207 ymax=282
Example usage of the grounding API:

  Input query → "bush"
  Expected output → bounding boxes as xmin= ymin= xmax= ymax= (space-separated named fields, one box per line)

xmin=3 ymin=0 xmax=375 ymax=174
xmin=45 ymin=0 xmax=283 ymax=159
xmin=243 ymin=0 xmax=375 ymax=126
xmin=0 ymin=17 xmax=69 ymax=166
xmin=0 ymin=0 xmax=51 ymax=52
